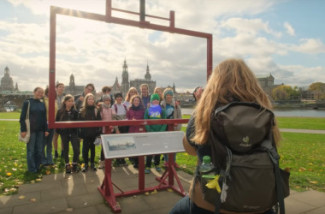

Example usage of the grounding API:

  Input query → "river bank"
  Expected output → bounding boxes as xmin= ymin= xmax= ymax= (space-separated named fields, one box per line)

xmin=182 ymin=108 xmax=325 ymax=117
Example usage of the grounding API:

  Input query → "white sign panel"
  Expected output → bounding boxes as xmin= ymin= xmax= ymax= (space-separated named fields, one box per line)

xmin=101 ymin=131 xmax=185 ymax=159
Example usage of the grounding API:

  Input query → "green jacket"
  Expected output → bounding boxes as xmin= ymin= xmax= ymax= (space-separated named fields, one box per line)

xmin=144 ymin=105 xmax=167 ymax=132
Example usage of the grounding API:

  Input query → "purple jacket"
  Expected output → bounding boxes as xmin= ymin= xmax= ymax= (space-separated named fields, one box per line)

xmin=126 ymin=108 xmax=145 ymax=133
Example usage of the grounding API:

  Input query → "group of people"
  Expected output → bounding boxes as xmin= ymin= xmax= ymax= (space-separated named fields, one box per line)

xmin=19 ymin=82 xmax=183 ymax=174
xmin=19 ymin=58 xmax=281 ymax=214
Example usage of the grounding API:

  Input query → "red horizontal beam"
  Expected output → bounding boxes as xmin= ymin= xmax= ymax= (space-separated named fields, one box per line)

xmin=112 ymin=8 xmax=170 ymax=21
xmin=51 ymin=6 xmax=211 ymax=38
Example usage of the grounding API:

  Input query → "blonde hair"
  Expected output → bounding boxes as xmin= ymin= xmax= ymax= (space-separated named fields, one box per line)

xmin=125 ymin=87 xmax=139 ymax=102
xmin=192 ymin=58 xmax=281 ymax=145
xmin=80 ymin=93 xmax=96 ymax=117
xmin=154 ymin=87 xmax=164 ymax=101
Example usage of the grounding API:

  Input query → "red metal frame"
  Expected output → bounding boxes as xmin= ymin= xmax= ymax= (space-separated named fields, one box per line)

xmin=48 ymin=1 xmax=212 ymax=213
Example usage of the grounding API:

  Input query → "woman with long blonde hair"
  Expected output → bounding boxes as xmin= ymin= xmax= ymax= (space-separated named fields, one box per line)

xmin=170 ymin=58 xmax=281 ymax=214
xmin=124 ymin=87 xmax=139 ymax=109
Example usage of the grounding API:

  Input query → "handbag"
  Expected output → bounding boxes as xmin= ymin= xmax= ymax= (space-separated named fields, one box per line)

xmin=18 ymin=100 xmax=30 ymax=143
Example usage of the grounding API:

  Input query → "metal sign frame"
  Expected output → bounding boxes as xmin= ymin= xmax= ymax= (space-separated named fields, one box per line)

xmin=48 ymin=0 xmax=212 ymax=129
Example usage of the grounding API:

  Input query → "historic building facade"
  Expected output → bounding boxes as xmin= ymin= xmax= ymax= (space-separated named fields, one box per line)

xmin=0 ymin=66 xmax=18 ymax=92
xmin=112 ymin=60 xmax=157 ymax=96
xmin=257 ymin=74 xmax=278 ymax=96
xmin=64 ymin=74 xmax=85 ymax=96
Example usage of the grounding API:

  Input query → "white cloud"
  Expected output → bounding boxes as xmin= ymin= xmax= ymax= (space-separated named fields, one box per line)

xmin=2 ymin=0 xmax=325 ymax=92
xmin=284 ymin=22 xmax=295 ymax=36
xmin=292 ymin=38 xmax=325 ymax=54
xmin=220 ymin=18 xmax=282 ymax=38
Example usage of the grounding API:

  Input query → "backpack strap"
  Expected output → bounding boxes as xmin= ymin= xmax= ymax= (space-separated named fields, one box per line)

xmin=261 ymin=130 xmax=286 ymax=214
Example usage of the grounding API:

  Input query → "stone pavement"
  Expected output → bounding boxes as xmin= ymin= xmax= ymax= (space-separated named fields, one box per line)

xmin=0 ymin=166 xmax=325 ymax=214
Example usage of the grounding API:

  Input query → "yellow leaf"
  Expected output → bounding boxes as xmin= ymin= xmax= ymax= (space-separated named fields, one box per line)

xmin=309 ymin=180 xmax=318 ymax=184
xmin=30 ymin=198 xmax=37 ymax=202
xmin=298 ymin=167 xmax=306 ymax=172
xmin=6 ymin=172 xmax=12 ymax=176
xmin=18 ymin=195 xmax=26 ymax=200
xmin=45 ymin=170 xmax=51 ymax=175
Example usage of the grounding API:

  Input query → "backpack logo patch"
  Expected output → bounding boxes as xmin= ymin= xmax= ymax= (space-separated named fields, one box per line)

xmin=240 ymin=136 xmax=251 ymax=147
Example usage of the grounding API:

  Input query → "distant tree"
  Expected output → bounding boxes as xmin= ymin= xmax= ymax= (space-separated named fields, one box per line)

xmin=308 ymin=82 xmax=325 ymax=100
xmin=272 ymin=85 xmax=301 ymax=101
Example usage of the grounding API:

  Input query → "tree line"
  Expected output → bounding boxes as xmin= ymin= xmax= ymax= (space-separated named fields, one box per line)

xmin=271 ymin=82 xmax=325 ymax=101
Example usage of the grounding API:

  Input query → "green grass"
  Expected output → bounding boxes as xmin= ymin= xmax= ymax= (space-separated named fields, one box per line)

xmin=0 ymin=121 xmax=101 ymax=196
xmin=0 ymin=112 xmax=20 ymax=119
xmin=278 ymin=132 xmax=325 ymax=192
xmin=276 ymin=117 xmax=325 ymax=130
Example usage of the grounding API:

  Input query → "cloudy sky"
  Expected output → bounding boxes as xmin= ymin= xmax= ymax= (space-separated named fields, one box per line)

xmin=0 ymin=0 xmax=324 ymax=92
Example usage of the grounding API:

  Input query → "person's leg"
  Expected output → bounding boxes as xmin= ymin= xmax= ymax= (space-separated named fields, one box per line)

xmin=34 ymin=131 xmax=44 ymax=172
xmin=169 ymin=196 xmax=191 ymax=214
xmin=61 ymin=134 xmax=70 ymax=164
xmin=27 ymin=132 xmax=37 ymax=173
xmin=82 ymin=138 xmax=90 ymax=170
xmin=53 ymin=131 xmax=59 ymax=158
xmin=71 ymin=135 xmax=80 ymax=164
xmin=41 ymin=134 xmax=47 ymax=165
xmin=46 ymin=129 xmax=54 ymax=165
xmin=90 ymin=137 xmax=96 ymax=170
xmin=154 ymin=154 xmax=161 ymax=166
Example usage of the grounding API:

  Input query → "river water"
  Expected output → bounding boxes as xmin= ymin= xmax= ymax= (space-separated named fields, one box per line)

xmin=182 ymin=108 xmax=325 ymax=118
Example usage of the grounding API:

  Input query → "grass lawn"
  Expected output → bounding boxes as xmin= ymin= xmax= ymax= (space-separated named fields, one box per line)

xmin=0 ymin=112 xmax=324 ymax=195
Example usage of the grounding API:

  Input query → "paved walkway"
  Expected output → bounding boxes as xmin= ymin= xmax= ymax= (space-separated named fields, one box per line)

xmin=0 ymin=166 xmax=324 ymax=214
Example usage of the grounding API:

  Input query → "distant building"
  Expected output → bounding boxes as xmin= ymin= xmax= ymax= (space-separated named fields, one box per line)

xmin=0 ymin=66 xmax=18 ymax=92
xmin=64 ymin=74 xmax=85 ymax=95
xmin=257 ymin=74 xmax=279 ymax=96
xmin=111 ymin=59 xmax=159 ymax=96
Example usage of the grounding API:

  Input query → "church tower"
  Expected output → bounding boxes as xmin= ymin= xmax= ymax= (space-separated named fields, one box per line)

xmin=0 ymin=66 xmax=15 ymax=91
xmin=121 ymin=59 xmax=129 ymax=96
xmin=145 ymin=63 xmax=151 ymax=81
xmin=69 ymin=74 xmax=76 ymax=94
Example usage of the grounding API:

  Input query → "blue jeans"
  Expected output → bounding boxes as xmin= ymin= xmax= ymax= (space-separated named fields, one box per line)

xmin=27 ymin=131 xmax=44 ymax=173
xmin=169 ymin=196 xmax=276 ymax=214
xmin=42 ymin=129 xmax=54 ymax=165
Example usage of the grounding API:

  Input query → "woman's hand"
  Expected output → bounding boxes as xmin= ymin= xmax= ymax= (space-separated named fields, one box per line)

xmin=21 ymin=132 xmax=27 ymax=138
xmin=45 ymin=131 xmax=49 ymax=137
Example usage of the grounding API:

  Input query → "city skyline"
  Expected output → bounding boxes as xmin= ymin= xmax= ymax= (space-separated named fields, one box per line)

xmin=0 ymin=0 xmax=324 ymax=92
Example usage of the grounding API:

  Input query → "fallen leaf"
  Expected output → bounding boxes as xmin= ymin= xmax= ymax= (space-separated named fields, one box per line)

xmin=18 ymin=195 xmax=26 ymax=200
xmin=30 ymin=198 xmax=37 ymax=202
xmin=309 ymin=180 xmax=318 ymax=184
xmin=6 ymin=172 xmax=12 ymax=176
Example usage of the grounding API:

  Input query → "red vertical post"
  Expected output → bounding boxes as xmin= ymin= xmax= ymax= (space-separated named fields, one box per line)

xmin=170 ymin=11 xmax=175 ymax=28
xmin=48 ymin=6 xmax=56 ymax=128
xmin=138 ymin=156 xmax=145 ymax=190
xmin=106 ymin=0 xmax=112 ymax=18
xmin=207 ymin=34 xmax=213 ymax=79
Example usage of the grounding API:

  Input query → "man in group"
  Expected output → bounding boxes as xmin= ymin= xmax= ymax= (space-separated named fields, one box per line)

xmin=53 ymin=83 xmax=65 ymax=158
xmin=193 ymin=86 xmax=203 ymax=102
xmin=75 ymin=83 xmax=95 ymax=111
xmin=140 ymin=84 xmax=150 ymax=109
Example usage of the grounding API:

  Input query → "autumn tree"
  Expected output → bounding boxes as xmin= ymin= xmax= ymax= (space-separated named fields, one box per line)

xmin=308 ymin=82 xmax=325 ymax=100
xmin=272 ymin=85 xmax=301 ymax=101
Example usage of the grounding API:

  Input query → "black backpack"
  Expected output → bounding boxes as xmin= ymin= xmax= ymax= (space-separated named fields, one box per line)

xmin=196 ymin=102 xmax=290 ymax=214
